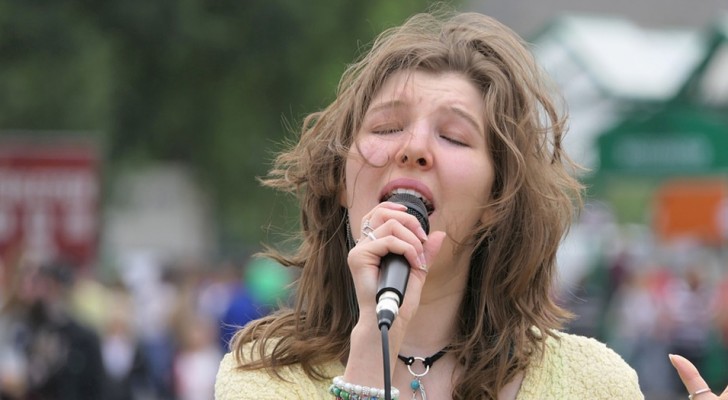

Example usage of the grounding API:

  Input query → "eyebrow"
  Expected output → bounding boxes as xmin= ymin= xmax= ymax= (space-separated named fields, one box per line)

xmin=366 ymin=100 xmax=404 ymax=115
xmin=448 ymin=106 xmax=484 ymax=136
xmin=366 ymin=100 xmax=484 ymax=136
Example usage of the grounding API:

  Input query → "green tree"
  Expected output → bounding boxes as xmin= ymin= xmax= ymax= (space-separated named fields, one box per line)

xmin=0 ymin=0 xmax=451 ymax=257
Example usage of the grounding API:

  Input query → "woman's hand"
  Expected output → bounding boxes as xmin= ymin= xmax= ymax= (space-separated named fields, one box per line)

xmin=670 ymin=354 xmax=728 ymax=399
xmin=346 ymin=201 xmax=446 ymax=327
xmin=342 ymin=201 xmax=446 ymax=388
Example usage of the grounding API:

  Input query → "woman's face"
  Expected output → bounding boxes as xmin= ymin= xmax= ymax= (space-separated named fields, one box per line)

xmin=342 ymin=69 xmax=495 ymax=270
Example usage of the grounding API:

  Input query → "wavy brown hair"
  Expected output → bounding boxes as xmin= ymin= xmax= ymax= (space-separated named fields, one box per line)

xmin=231 ymin=9 xmax=583 ymax=399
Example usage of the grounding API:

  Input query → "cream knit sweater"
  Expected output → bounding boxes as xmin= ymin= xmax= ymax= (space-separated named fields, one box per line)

xmin=215 ymin=331 xmax=643 ymax=399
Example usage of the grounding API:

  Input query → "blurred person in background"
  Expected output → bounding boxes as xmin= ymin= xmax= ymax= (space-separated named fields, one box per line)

xmin=665 ymin=264 xmax=728 ymax=400
xmin=217 ymin=258 xmax=291 ymax=352
xmin=666 ymin=264 xmax=715 ymax=394
xmin=123 ymin=261 xmax=181 ymax=400
xmin=12 ymin=259 xmax=104 ymax=400
xmin=605 ymin=265 xmax=673 ymax=399
xmin=165 ymin=266 xmax=224 ymax=400
xmin=708 ymin=270 xmax=728 ymax=389
xmin=561 ymin=270 xmax=609 ymax=339
xmin=99 ymin=281 xmax=154 ymax=400
xmin=195 ymin=261 xmax=246 ymax=352
xmin=0 ymin=258 xmax=29 ymax=399
xmin=173 ymin=313 xmax=222 ymax=400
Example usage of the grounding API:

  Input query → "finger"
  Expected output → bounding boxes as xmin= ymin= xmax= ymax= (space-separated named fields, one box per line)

xmin=365 ymin=204 xmax=428 ymax=241
xmin=356 ymin=203 xmax=407 ymax=232
xmin=385 ymin=202 xmax=431 ymax=241
xmin=669 ymin=354 xmax=713 ymax=398
xmin=360 ymin=216 xmax=420 ymax=240
xmin=360 ymin=202 xmax=407 ymax=225
xmin=350 ymin=220 xmax=425 ymax=264
xmin=421 ymin=231 xmax=446 ymax=270
xmin=399 ymin=231 xmax=446 ymax=306
xmin=378 ymin=201 xmax=409 ymax=212
xmin=368 ymin=233 xmax=426 ymax=273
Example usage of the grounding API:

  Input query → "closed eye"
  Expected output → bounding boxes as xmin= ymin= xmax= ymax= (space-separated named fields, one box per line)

xmin=441 ymin=135 xmax=467 ymax=147
xmin=373 ymin=127 xmax=404 ymax=134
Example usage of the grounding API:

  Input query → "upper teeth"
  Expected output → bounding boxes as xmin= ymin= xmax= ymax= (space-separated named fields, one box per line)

xmin=388 ymin=188 xmax=431 ymax=208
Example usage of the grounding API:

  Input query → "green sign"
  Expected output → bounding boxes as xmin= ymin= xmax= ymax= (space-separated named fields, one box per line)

xmin=598 ymin=108 xmax=728 ymax=176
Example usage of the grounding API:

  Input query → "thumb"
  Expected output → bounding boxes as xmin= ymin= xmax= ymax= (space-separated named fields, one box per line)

xmin=422 ymin=231 xmax=446 ymax=270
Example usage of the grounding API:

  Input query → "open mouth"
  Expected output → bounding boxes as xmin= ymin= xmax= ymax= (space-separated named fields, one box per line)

xmin=382 ymin=188 xmax=435 ymax=215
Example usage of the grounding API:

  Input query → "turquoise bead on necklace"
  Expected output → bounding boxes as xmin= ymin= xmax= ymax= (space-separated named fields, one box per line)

xmin=397 ymin=346 xmax=448 ymax=400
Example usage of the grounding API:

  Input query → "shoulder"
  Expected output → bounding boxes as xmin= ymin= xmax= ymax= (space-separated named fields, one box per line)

xmin=214 ymin=340 xmax=344 ymax=400
xmin=547 ymin=331 xmax=629 ymax=366
xmin=519 ymin=331 xmax=643 ymax=399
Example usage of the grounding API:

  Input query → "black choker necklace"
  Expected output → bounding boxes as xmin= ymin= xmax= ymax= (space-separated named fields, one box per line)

xmin=397 ymin=346 xmax=449 ymax=399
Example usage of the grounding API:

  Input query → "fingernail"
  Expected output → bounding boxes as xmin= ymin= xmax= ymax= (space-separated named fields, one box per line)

xmin=417 ymin=226 xmax=428 ymax=241
xmin=418 ymin=253 xmax=427 ymax=270
xmin=385 ymin=202 xmax=408 ymax=210
xmin=668 ymin=354 xmax=678 ymax=366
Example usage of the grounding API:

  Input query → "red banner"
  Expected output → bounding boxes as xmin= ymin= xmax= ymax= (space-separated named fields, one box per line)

xmin=0 ymin=138 xmax=101 ymax=269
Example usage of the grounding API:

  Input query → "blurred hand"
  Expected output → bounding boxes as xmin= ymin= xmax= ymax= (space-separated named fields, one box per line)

xmin=670 ymin=354 xmax=728 ymax=399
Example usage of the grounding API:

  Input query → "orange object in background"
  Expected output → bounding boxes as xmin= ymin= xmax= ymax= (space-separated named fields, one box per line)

xmin=653 ymin=178 xmax=728 ymax=245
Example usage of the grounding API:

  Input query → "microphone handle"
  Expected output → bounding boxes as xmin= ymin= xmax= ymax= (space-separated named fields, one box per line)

xmin=376 ymin=253 xmax=409 ymax=304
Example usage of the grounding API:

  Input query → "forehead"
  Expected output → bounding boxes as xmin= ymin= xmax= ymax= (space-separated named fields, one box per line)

xmin=365 ymin=69 xmax=485 ymax=120
xmin=364 ymin=70 xmax=486 ymax=132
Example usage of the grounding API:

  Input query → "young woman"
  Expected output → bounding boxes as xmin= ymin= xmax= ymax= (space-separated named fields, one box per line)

xmin=215 ymin=9 xmax=714 ymax=400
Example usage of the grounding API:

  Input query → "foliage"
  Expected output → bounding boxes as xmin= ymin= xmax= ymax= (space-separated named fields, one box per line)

xmin=0 ymin=0 xmax=450 ymax=255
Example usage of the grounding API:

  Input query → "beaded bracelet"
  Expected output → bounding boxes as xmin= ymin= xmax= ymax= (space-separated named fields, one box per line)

xmin=329 ymin=376 xmax=400 ymax=400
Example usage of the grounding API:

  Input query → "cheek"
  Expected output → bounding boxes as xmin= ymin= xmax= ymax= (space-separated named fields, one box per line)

xmin=357 ymin=137 xmax=391 ymax=165
xmin=450 ymin=160 xmax=493 ymax=193
xmin=446 ymin=158 xmax=494 ymax=219
xmin=342 ymin=138 xmax=393 ymax=202
xmin=341 ymin=145 xmax=375 ymax=206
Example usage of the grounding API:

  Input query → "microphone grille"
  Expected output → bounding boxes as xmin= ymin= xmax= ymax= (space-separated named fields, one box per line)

xmin=386 ymin=193 xmax=429 ymax=234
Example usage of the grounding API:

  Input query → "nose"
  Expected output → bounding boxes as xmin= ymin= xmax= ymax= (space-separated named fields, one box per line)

xmin=396 ymin=123 xmax=433 ymax=169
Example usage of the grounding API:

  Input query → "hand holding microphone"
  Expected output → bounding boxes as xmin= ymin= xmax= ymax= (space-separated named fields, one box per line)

xmin=344 ymin=191 xmax=445 ymax=398
xmin=375 ymin=193 xmax=430 ymax=330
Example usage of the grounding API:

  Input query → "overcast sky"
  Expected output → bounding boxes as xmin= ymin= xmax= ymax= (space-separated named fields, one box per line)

xmin=467 ymin=0 xmax=727 ymax=37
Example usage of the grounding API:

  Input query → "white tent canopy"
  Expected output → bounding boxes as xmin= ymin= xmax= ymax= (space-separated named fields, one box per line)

xmin=531 ymin=14 xmax=709 ymax=170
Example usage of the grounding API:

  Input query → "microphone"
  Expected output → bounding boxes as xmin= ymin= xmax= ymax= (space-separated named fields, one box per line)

xmin=375 ymin=192 xmax=430 ymax=329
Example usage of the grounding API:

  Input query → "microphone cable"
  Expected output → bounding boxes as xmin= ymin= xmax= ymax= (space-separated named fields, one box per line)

xmin=381 ymin=324 xmax=393 ymax=400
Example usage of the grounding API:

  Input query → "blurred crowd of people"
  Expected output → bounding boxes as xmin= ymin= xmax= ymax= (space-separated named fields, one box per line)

xmin=1 ymin=213 xmax=726 ymax=399
xmin=0 ymin=254 xmax=290 ymax=400
xmin=559 ymin=206 xmax=728 ymax=400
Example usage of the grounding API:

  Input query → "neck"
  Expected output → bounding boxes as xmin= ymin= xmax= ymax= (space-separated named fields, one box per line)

xmin=400 ymin=239 xmax=471 ymax=354
xmin=399 ymin=268 xmax=467 ymax=355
